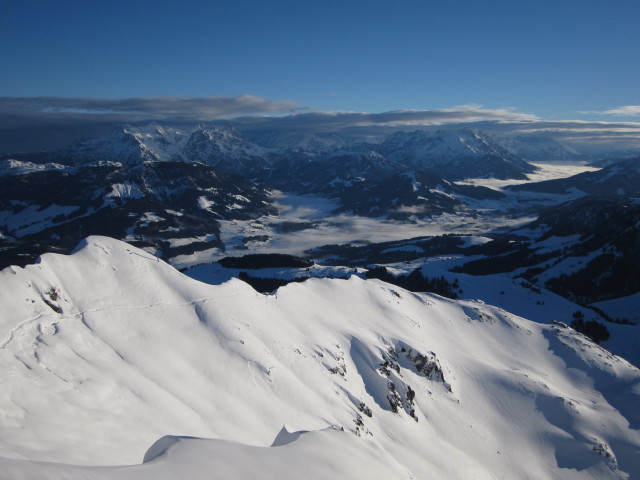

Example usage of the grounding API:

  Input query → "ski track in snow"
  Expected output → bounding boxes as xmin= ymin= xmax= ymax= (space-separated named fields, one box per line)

xmin=0 ymin=296 xmax=231 ymax=350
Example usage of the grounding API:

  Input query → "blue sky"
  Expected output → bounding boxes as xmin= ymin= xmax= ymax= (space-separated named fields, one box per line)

xmin=1 ymin=0 xmax=639 ymax=149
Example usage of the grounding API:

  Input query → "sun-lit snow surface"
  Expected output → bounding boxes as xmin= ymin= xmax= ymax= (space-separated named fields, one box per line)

xmin=0 ymin=237 xmax=638 ymax=479
xmin=0 ymin=429 xmax=408 ymax=480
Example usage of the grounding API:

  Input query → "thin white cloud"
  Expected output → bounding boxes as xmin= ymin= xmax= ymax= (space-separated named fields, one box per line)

xmin=370 ymin=105 xmax=540 ymax=125
xmin=0 ymin=97 xmax=538 ymax=130
xmin=603 ymin=105 xmax=640 ymax=116
xmin=579 ymin=105 xmax=640 ymax=116
xmin=229 ymin=105 xmax=539 ymax=134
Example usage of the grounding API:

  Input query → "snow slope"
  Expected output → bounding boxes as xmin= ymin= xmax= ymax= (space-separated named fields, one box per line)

xmin=0 ymin=237 xmax=638 ymax=479
xmin=0 ymin=429 xmax=408 ymax=480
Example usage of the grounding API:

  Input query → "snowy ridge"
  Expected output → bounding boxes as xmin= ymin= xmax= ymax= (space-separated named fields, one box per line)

xmin=0 ymin=159 xmax=71 ymax=176
xmin=0 ymin=237 xmax=638 ymax=479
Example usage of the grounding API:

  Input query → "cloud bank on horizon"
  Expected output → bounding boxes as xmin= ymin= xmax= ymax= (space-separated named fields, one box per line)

xmin=1 ymin=95 xmax=640 ymax=153
xmin=0 ymin=95 xmax=304 ymax=129
xmin=579 ymin=106 xmax=640 ymax=117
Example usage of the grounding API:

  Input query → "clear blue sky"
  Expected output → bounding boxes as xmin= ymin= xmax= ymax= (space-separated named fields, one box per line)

xmin=1 ymin=0 xmax=639 ymax=122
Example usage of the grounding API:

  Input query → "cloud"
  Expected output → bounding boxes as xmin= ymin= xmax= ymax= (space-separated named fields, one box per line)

xmin=506 ymin=120 xmax=640 ymax=139
xmin=578 ymin=105 xmax=640 ymax=116
xmin=0 ymin=97 xmax=539 ymax=131
xmin=0 ymin=95 xmax=304 ymax=129
xmin=228 ymin=105 xmax=539 ymax=136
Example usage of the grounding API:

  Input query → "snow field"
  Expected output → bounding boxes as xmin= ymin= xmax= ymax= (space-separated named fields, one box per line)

xmin=0 ymin=237 xmax=637 ymax=479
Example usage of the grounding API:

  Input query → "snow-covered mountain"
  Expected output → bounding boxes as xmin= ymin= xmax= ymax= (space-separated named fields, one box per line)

xmin=0 ymin=160 xmax=275 ymax=268
xmin=2 ymin=117 xmax=639 ymax=480
xmin=379 ymin=129 xmax=536 ymax=180
xmin=67 ymin=123 xmax=270 ymax=174
xmin=0 ymin=236 xmax=638 ymax=479
xmin=67 ymin=123 xmax=188 ymax=165
xmin=182 ymin=125 xmax=270 ymax=174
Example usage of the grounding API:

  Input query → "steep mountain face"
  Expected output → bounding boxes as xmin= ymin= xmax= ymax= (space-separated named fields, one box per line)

xmin=0 ymin=161 xmax=275 ymax=268
xmin=510 ymin=157 xmax=640 ymax=196
xmin=378 ymin=129 xmax=536 ymax=180
xmin=0 ymin=237 xmax=637 ymax=479
xmin=183 ymin=125 xmax=270 ymax=174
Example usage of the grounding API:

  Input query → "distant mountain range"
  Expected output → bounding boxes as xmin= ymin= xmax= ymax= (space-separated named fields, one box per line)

xmin=1 ymin=123 xmax=639 ymax=272
xmin=0 ymin=124 xmax=539 ymax=264
xmin=6 ymin=123 xmax=538 ymax=181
